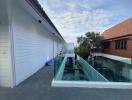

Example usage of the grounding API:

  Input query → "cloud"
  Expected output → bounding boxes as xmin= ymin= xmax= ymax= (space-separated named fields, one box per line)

xmin=47 ymin=9 xmax=115 ymax=42
xmin=63 ymin=34 xmax=79 ymax=43
xmin=38 ymin=0 xmax=130 ymax=43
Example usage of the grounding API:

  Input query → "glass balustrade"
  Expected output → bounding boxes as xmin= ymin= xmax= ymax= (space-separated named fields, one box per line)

xmin=54 ymin=53 xmax=108 ymax=82
xmin=88 ymin=56 xmax=132 ymax=82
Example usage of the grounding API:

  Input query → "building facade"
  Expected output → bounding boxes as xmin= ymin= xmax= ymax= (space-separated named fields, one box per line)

xmin=102 ymin=18 xmax=132 ymax=58
xmin=0 ymin=0 xmax=65 ymax=87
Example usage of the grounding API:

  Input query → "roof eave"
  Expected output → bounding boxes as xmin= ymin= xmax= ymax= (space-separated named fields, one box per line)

xmin=25 ymin=0 xmax=65 ymax=42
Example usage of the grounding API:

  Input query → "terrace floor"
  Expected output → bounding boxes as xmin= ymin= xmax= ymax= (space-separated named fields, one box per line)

xmin=0 ymin=65 xmax=132 ymax=100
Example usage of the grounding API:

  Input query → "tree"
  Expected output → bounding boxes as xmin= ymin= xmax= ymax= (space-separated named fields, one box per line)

xmin=76 ymin=32 xmax=103 ymax=59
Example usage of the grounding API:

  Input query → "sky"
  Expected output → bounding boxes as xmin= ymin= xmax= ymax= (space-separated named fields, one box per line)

xmin=38 ymin=0 xmax=132 ymax=43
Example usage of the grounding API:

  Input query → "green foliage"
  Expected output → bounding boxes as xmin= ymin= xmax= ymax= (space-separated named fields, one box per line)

xmin=76 ymin=32 xmax=103 ymax=59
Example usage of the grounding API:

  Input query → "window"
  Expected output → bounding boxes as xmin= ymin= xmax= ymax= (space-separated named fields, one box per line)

xmin=115 ymin=39 xmax=127 ymax=49
xmin=104 ymin=41 xmax=110 ymax=49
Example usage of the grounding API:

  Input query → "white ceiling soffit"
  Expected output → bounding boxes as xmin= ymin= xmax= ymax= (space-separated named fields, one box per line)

xmin=17 ymin=0 xmax=64 ymax=42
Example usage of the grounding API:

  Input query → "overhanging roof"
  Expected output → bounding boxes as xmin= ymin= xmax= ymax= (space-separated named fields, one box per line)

xmin=101 ymin=18 xmax=132 ymax=40
xmin=26 ymin=0 xmax=65 ymax=42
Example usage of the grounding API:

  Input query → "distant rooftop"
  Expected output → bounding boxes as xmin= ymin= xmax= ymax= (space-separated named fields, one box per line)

xmin=101 ymin=18 xmax=132 ymax=40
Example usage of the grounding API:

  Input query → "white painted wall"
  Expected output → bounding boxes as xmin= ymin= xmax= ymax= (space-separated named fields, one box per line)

xmin=11 ymin=1 xmax=60 ymax=85
xmin=0 ymin=24 xmax=12 ymax=87
xmin=0 ymin=0 xmax=65 ymax=87
xmin=58 ymin=43 xmax=61 ymax=54
xmin=0 ymin=0 xmax=12 ymax=87
xmin=54 ymin=40 xmax=58 ymax=57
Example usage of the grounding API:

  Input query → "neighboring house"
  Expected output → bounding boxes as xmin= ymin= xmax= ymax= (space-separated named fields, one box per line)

xmin=0 ymin=0 xmax=65 ymax=87
xmin=102 ymin=18 xmax=132 ymax=58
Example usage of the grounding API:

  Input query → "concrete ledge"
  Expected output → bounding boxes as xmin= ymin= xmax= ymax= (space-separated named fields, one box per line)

xmin=92 ymin=53 xmax=131 ymax=64
xmin=52 ymin=79 xmax=132 ymax=89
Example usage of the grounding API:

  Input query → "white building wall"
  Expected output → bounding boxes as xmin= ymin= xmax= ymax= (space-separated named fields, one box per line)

xmin=0 ymin=0 xmax=12 ymax=87
xmin=58 ymin=43 xmax=63 ymax=54
xmin=0 ymin=24 xmax=12 ymax=87
xmin=11 ymin=2 xmax=57 ymax=85
xmin=53 ymin=40 xmax=58 ymax=57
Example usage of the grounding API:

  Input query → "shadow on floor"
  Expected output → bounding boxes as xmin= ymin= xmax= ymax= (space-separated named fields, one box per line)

xmin=0 ymin=66 xmax=132 ymax=100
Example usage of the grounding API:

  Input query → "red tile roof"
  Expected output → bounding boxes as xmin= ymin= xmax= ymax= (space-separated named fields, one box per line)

xmin=101 ymin=18 xmax=132 ymax=40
